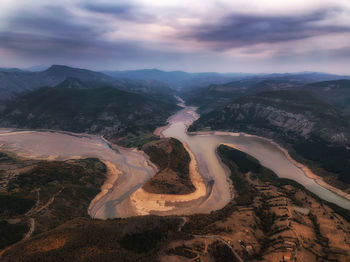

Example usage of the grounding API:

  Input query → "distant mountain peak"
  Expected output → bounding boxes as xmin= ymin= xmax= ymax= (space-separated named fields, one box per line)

xmin=41 ymin=65 xmax=114 ymax=83
xmin=45 ymin=65 xmax=82 ymax=72
xmin=55 ymin=77 xmax=86 ymax=89
xmin=0 ymin=67 xmax=25 ymax=73
xmin=49 ymin=64 xmax=69 ymax=69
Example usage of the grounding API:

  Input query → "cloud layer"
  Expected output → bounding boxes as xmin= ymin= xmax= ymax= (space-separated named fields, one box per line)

xmin=0 ymin=0 xmax=349 ymax=73
xmin=188 ymin=10 xmax=349 ymax=46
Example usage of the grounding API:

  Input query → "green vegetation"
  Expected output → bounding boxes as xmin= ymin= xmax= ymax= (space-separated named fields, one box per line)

xmin=1 ymin=216 xmax=183 ymax=262
xmin=120 ymin=229 xmax=163 ymax=253
xmin=293 ymin=136 xmax=350 ymax=184
xmin=0 ymin=195 xmax=35 ymax=216
xmin=166 ymin=245 xmax=197 ymax=259
xmin=209 ymin=241 xmax=238 ymax=262
xmin=142 ymin=138 xmax=195 ymax=194
xmin=0 ymin=155 xmax=107 ymax=249
xmin=182 ymin=201 xmax=237 ymax=235
xmin=217 ymin=145 xmax=257 ymax=205
xmin=305 ymin=79 xmax=350 ymax=116
xmin=217 ymin=145 xmax=350 ymax=221
xmin=118 ymin=132 xmax=160 ymax=149
xmin=0 ymin=220 xmax=29 ymax=249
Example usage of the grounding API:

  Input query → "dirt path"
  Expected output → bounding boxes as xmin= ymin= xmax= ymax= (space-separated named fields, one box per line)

xmin=193 ymin=234 xmax=244 ymax=262
xmin=23 ymin=218 xmax=35 ymax=241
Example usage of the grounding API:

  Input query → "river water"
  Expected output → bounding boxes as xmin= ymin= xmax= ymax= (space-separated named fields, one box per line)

xmin=0 ymin=101 xmax=349 ymax=218
xmin=162 ymin=102 xmax=350 ymax=210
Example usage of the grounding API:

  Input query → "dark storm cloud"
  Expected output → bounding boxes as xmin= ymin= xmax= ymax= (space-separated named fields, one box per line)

xmin=10 ymin=5 xmax=105 ymax=39
xmin=0 ymin=29 xmax=184 ymax=68
xmin=83 ymin=3 xmax=134 ymax=15
xmin=1 ymin=0 xmax=350 ymax=73
xmin=82 ymin=2 xmax=155 ymax=22
xmin=14 ymin=17 xmax=97 ymax=39
xmin=0 ymin=4 xmax=115 ymax=59
xmin=0 ymin=2 xmax=175 ymax=66
xmin=0 ymin=31 xmax=141 ymax=58
xmin=187 ymin=10 xmax=350 ymax=48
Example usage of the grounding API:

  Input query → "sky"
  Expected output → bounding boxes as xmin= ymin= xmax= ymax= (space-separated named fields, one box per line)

xmin=0 ymin=0 xmax=350 ymax=74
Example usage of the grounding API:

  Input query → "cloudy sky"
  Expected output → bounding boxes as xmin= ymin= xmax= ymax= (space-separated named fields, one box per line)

xmin=0 ymin=0 xmax=350 ymax=73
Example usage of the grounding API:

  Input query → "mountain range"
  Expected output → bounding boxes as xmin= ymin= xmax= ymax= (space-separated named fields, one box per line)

xmin=2 ymin=65 xmax=349 ymax=100
xmin=1 ymin=64 xmax=350 ymax=260
xmin=0 ymin=65 xmax=173 ymax=99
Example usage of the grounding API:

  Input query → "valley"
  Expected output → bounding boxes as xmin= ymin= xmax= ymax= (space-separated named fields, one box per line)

xmin=1 ymin=66 xmax=350 ymax=261
xmin=1 ymin=132 xmax=350 ymax=261
xmin=2 ymin=1 xmax=350 ymax=260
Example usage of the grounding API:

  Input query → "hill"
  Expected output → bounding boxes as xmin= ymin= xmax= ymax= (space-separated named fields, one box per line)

xmin=0 ymin=152 xmax=107 ymax=250
xmin=0 ymin=65 xmax=116 ymax=99
xmin=302 ymin=79 xmax=350 ymax=116
xmin=142 ymin=138 xmax=194 ymax=194
xmin=182 ymin=73 xmax=350 ymax=113
xmin=0 ymin=85 xmax=179 ymax=147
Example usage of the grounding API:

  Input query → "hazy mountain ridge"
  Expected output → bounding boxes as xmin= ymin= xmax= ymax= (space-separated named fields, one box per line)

xmin=0 ymin=68 xmax=25 ymax=73
xmin=183 ymin=74 xmax=350 ymax=114
xmin=103 ymin=68 xmax=251 ymax=90
xmin=1 ymin=65 xmax=348 ymax=100
xmin=0 ymin=65 xmax=114 ymax=99
xmin=0 ymin=65 xmax=175 ymax=99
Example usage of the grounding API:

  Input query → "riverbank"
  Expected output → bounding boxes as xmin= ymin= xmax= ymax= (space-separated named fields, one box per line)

xmin=88 ymin=161 xmax=121 ymax=218
xmin=157 ymin=98 xmax=350 ymax=210
xmin=154 ymin=98 xmax=199 ymax=139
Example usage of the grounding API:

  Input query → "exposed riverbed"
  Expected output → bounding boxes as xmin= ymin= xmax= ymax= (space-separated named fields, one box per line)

xmin=0 ymin=100 xmax=350 ymax=218
xmin=0 ymin=130 xmax=157 ymax=218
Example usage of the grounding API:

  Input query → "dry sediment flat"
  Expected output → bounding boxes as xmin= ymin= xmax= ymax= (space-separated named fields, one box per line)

xmin=0 ymin=128 xmax=214 ymax=219
xmin=0 ymin=129 xmax=157 ymax=219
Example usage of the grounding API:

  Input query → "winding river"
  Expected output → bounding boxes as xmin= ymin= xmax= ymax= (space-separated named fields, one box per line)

xmin=0 ymin=100 xmax=350 ymax=219
xmin=162 ymin=101 xmax=350 ymax=211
